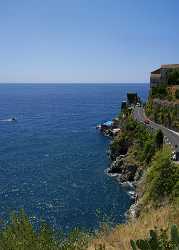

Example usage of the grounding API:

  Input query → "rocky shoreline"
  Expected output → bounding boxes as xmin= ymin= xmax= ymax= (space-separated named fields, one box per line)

xmin=100 ymin=112 xmax=146 ymax=219
xmin=107 ymin=147 xmax=141 ymax=218
xmin=97 ymin=93 xmax=147 ymax=219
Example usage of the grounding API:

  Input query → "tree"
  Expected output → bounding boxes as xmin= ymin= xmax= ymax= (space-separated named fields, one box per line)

xmin=175 ymin=89 xmax=179 ymax=99
xmin=146 ymin=146 xmax=179 ymax=202
xmin=155 ymin=129 xmax=163 ymax=149
xmin=131 ymin=224 xmax=179 ymax=250
xmin=151 ymin=84 xmax=167 ymax=99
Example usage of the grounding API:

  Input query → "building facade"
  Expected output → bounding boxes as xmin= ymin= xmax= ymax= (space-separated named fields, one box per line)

xmin=150 ymin=64 xmax=179 ymax=88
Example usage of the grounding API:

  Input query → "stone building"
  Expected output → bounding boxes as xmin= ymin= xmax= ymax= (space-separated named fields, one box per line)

xmin=150 ymin=64 xmax=179 ymax=88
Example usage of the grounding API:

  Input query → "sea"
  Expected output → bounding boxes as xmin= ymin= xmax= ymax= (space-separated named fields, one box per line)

xmin=0 ymin=83 xmax=149 ymax=231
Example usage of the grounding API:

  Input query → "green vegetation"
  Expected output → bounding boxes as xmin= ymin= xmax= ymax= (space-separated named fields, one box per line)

xmin=154 ymin=129 xmax=163 ymax=149
xmin=111 ymin=114 xmax=178 ymax=206
xmin=131 ymin=224 xmax=179 ymax=250
xmin=168 ymin=69 xmax=179 ymax=85
xmin=145 ymin=97 xmax=179 ymax=130
xmin=150 ymin=84 xmax=168 ymax=99
xmin=110 ymin=115 xmax=164 ymax=165
xmin=145 ymin=76 xmax=179 ymax=130
xmin=0 ymin=210 xmax=90 ymax=250
xmin=175 ymin=89 xmax=179 ymax=99
xmin=144 ymin=146 xmax=179 ymax=204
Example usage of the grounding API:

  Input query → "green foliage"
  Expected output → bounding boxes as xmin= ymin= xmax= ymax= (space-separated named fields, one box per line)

xmin=145 ymin=146 xmax=179 ymax=202
xmin=110 ymin=115 xmax=158 ymax=165
xmin=145 ymin=99 xmax=178 ymax=130
xmin=145 ymin=99 xmax=153 ymax=116
xmin=140 ymin=137 xmax=156 ymax=163
xmin=125 ymin=117 xmax=138 ymax=131
xmin=146 ymin=81 xmax=179 ymax=130
xmin=171 ymin=224 xmax=179 ymax=246
xmin=131 ymin=224 xmax=179 ymax=250
xmin=168 ymin=69 xmax=179 ymax=85
xmin=0 ymin=210 xmax=90 ymax=250
xmin=110 ymin=134 xmax=129 ymax=160
xmin=111 ymin=110 xmax=178 ymax=206
xmin=175 ymin=89 xmax=179 ymax=99
xmin=150 ymin=84 xmax=168 ymax=99
xmin=155 ymin=129 xmax=164 ymax=149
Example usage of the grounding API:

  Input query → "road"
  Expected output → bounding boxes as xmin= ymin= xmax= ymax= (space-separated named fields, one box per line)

xmin=133 ymin=107 xmax=179 ymax=155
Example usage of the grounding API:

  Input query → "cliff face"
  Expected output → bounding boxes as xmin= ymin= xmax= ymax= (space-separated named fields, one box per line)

xmin=109 ymin=154 xmax=138 ymax=182
xmin=108 ymin=114 xmax=152 ymax=178
xmin=106 ymin=115 xmax=154 ymax=218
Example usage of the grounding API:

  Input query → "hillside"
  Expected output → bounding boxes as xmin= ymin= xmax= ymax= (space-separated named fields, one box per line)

xmin=88 ymin=205 xmax=179 ymax=250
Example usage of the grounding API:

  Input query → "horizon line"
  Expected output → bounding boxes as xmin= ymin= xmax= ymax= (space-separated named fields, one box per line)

xmin=0 ymin=82 xmax=149 ymax=85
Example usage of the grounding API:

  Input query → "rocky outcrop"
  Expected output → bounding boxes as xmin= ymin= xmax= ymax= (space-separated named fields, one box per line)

xmin=119 ymin=164 xmax=137 ymax=182
xmin=108 ymin=149 xmax=144 ymax=219
xmin=108 ymin=154 xmax=138 ymax=183
xmin=108 ymin=155 xmax=124 ymax=174
xmin=109 ymin=140 xmax=129 ymax=161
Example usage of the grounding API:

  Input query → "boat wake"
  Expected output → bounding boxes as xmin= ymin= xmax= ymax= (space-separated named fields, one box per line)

xmin=0 ymin=118 xmax=17 ymax=122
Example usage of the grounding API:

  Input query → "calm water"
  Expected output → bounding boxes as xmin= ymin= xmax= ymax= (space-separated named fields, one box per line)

xmin=0 ymin=84 xmax=148 ymax=231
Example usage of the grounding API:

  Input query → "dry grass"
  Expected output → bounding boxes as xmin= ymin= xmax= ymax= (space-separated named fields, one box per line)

xmin=88 ymin=205 xmax=179 ymax=250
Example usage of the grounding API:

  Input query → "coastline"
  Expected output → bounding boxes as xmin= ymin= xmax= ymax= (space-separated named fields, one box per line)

xmin=106 ymin=152 xmax=140 ymax=219
xmin=98 ymin=95 xmax=146 ymax=220
xmin=101 ymin=144 xmax=138 ymax=221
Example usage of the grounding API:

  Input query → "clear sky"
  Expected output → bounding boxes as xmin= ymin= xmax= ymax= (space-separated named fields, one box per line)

xmin=0 ymin=0 xmax=179 ymax=83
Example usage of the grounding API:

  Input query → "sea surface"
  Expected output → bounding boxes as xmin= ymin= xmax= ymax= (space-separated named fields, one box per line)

xmin=0 ymin=83 xmax=149 ymax=231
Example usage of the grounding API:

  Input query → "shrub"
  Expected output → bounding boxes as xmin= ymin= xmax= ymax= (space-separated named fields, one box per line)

xmin=141 ymin=138 xmax=156 ymax=163
xmin=131 ymin=224 xmax=179 ymax=250
xmin=110 ymin=114 xmax=158 ymax=166
xmin=0 ymin=210 xmax=90 ymax=250
xmin=175 ymin=89 xmax=179 ymax=99
xmin=150 ymin=84 xmax=168 ymax=99
xmin=145 ymin=146 xmax=179 ymax=202
xmin=155 ymin=129 xmax=164 ymax=149
xmin=168 ymin=69 xmax=179 ymax=85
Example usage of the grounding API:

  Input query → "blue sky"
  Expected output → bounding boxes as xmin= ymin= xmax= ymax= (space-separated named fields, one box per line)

xmin=0 ymin=0 xmax=179 ymax=83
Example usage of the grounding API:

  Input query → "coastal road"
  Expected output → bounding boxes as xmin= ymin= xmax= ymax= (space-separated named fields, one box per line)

xmin=133 ymin=107 xmax=179 ymax=156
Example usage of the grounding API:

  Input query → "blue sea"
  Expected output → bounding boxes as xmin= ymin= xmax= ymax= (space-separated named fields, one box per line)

xmin=0 ymin=83 xmax=149 ymax=231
